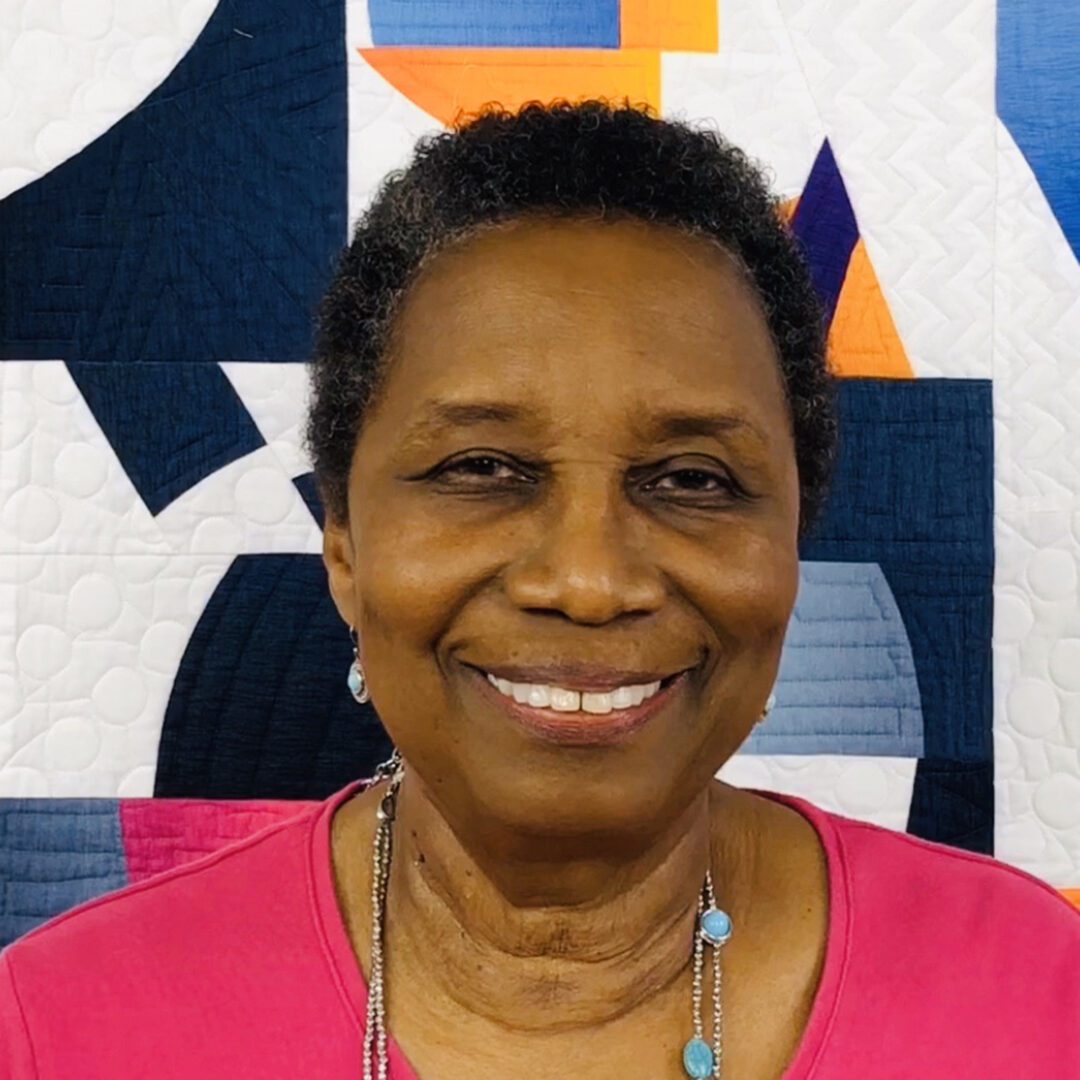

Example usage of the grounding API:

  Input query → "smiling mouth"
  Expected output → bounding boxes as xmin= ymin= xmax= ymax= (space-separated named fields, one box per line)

xmin=462 ymin=662 xmax=692 ymax=747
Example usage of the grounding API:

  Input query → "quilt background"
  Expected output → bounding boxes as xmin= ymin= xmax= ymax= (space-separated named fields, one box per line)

xmin=1 ymin=0 xmax=1078 ymax=946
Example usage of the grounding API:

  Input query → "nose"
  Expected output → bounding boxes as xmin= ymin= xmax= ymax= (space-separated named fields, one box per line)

xmin=502 ymin=469 xmax=666 ymax=625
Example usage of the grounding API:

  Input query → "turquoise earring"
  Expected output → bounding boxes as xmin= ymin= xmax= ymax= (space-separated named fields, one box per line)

xmin=347 ymin=625 xmax=371 ymax=704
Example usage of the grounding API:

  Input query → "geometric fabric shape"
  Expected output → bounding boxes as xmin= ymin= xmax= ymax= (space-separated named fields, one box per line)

xmin=359 ymin=47 xmax=661 ymax=128
xmin=293 ymin=472 xmax=326 ymax=531
xmin=620 ymin=0 xmax=717 ymax=51
xmin=368 ymin=0 xmax=620 ymax=47
xmin=120 ymin=799 xmax=315 ymax=883
xmin=0 ymin=797 xmax=320 ymax=947
xmin=799 ymin=378 xmax=995 ymax=852
xmin=803 ymin=378 xmax=994 ymax=755
xmin=0 ymin=0 xmax=347 ymax=364
xmin=358 ymin=0 xmax=718 ymax=127
xmin=154 ymin=553 xmax=393 ymax=799
xmin=0 ymin=799 xmax=126 ymax=947
xmin=779 ymin=184 xmax=912 ymax=378
xmin=752 ymin=561 xmax=925 ymax=757
xmin=828 ymin=237 xmax=914 ymax=379
xmin=908 ymin=756 xmax=995 ymax=855
xmin=998 ymin=0 xmax=1080 ymax=259
xmin=790 ymin=139 xmax=860 ymax=327
xmin=66 ymin=362 xmax=266 ymax=515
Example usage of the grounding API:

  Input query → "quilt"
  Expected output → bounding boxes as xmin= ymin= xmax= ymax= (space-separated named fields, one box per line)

xmin=1 ymin=0 xmax=1078 ymax=947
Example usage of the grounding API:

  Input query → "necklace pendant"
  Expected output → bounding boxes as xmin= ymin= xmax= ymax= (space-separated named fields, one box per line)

xmin=682 ymin=1036 xmax=716 ymax=1078
xmin=699 ymin=906 xmax=732 ymax=947
xmin=376 ymin=791 xmax=397 ymax=823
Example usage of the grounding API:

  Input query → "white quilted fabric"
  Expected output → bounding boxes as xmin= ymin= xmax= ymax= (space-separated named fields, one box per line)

xmin=773 ymin=0 xmax=996 ymax=380
xmin=0 ymin=359 xmax=319 ymax=797
xmin=0 ymin=0 xmax=217 ymax=201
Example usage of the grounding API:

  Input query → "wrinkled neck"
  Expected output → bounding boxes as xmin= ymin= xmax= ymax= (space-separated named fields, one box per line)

xmin=383 ymin=776 xmax=754 ymax=1033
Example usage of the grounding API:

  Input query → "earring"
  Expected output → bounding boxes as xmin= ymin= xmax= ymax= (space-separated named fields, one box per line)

xmin=756 ymin=691 xmax=777 ymax=726
xmin=347 ymin=625 xmax=371 ymax=704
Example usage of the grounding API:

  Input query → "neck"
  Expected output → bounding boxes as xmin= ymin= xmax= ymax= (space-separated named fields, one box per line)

xmin=383 ymin=773 xmax=756 ymax=1034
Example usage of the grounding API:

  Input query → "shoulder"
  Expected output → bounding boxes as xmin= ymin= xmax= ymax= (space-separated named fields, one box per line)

xmin=749 ymin=785 xmax=1080 ymax=978
xmin=0 ymin=794 xmax=365 ymax=1078
xmin=819 ymin=803 xmax=1080 ymax=1017
xmin=829 ymin=808 xmax=1080 ymax=1068
xmin=1 ymin=800 xmax=319 ymax=988
xmin=834 ymin=807 xmax=1080 ymax=932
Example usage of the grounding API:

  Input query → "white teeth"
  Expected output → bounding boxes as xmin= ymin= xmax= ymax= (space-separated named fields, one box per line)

xmin=486 ymin=673 xmax=664 ymax=714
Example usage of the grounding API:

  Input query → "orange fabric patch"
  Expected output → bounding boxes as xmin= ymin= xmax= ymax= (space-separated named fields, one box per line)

xmin=360 ymin=48 xmax=661 ymax=128
xmin=620 ymin=0 xmax=718 ymax=52
xmin=829 ymin=238 xmax=913 ymax=378
xmin=779 ymin=197 xmax=912 ymax=378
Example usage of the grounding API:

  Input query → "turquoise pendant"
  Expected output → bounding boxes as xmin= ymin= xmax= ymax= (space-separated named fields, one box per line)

xmin=699 ymin=907 xmax=732 ymax=947
xmin=682 ymin=1037 xmax=715 ymax=1078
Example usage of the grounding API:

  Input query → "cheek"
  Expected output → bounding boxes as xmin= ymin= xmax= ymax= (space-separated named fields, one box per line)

xmin=681 ymin=527 xmax=800 ymax=651
xmin=349 ymin=511 xmax=474 ymax=753
xmin=352 ymin=498 xmax=498 ymax=653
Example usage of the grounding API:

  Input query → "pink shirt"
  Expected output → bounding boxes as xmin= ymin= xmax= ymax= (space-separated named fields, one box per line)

xmin=2 ymin=777 xmax=1079 ymax=1078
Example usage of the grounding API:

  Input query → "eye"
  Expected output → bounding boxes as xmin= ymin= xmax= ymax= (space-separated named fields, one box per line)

xmin=431 ymin=453 xmax=534 ymax=486
xmin=644 ymin=466 xmax=739 ymax=500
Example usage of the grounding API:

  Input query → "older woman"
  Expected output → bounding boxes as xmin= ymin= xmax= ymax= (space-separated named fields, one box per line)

xmin=2 ymin=100 xmax=1079 ymax=1080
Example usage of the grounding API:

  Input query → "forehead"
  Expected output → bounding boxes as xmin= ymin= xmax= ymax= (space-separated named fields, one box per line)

xmin=375 ymin=216 xmax=786 ymax=437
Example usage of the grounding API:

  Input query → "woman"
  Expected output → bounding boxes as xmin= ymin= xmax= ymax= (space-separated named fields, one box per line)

xmin=2 ymin=100 xmax=1078 ymax=1079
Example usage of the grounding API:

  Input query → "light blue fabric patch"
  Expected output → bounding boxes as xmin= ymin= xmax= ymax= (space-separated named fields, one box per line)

xmin=998 ymin=0 xmax=1080 ymax=258
xmin=368 ymin=0 xmax=620 ymax=47
xmin=748 ymin=562 xmax=924 ymax=756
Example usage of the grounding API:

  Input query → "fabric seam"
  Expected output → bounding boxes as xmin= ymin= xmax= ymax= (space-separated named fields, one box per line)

xmin=3 ymin=950 xmax=40 ymax=1079
xmin=305 ymin=786 xmax=366 ymax=1034
xmin=802 ymin=807 xmax=854 ymax=1078
xmin=744 ymin=789 xmax=852 ymax=1080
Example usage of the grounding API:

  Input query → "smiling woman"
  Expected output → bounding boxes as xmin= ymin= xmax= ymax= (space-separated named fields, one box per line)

xmin=309 ymin=109 xmax=826 ymax=1075
xmin=326 ymin=210 xmax=804 ymax=796
xmin=2 ymin=99 xmax=1079 ymax=1080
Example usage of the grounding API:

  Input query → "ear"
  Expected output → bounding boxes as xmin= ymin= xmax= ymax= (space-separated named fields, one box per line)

xmin=322 ymin=512 xmax=358 ymax=628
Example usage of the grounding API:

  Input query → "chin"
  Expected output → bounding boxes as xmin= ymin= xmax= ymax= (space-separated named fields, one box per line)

xmin=455 ymin=757 xmax=686 ymax=849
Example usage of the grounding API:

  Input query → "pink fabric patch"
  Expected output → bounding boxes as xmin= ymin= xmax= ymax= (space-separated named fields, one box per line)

xmin=119 ymin=798 xmax=318 ymax=882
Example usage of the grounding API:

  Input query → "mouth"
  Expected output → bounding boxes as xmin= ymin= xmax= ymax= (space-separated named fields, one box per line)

xmin=461 ymin=662 xmax=693 ymax=747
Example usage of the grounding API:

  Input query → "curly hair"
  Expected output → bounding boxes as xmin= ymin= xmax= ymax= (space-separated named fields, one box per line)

xmin=304 ymin=98 xmax=837 ymax=537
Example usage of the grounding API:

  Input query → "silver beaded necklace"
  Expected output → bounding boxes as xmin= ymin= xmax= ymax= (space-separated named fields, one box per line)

xmin=359 ymin=749 xmax=733 ymax=1080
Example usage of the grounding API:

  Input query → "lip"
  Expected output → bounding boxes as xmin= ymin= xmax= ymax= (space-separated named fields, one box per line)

xmin=470 ymin=661 xmax=689 ymax=692
xmin=464 ymin=662 xmax=692 ymax=747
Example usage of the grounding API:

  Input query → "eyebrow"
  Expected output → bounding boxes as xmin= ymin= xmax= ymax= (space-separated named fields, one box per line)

xmin=400 ymin=398 xmax=768 ymax=447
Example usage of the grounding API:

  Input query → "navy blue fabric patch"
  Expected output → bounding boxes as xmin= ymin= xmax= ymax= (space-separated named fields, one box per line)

xmin=154 ymin=554 xmax=393 ymax=799
xmin=803 ymin=380 xmax=995 ymax=562
xmin=907 ymin=758 xmax=994 ymax=855
xmin=802 ymin=378 xmax=995 ymax=851
xmin=0 ymin=0 xmax=346 ymax=363
xmin=293 ymin=471 xmax=325 ymax=531
xmin=67 ymin=361 xmax=265 ymax=515
xmin=368 ymin=0 xmax=620 ymax=47
xmin=790 ymin=140 xmax=859 ymax=327
xmin=0 ymin=800 xmax=126 ymax=947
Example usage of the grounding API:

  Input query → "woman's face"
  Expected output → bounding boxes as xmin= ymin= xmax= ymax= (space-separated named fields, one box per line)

xmin=324 ymin=215 xmax=800 ymax=850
